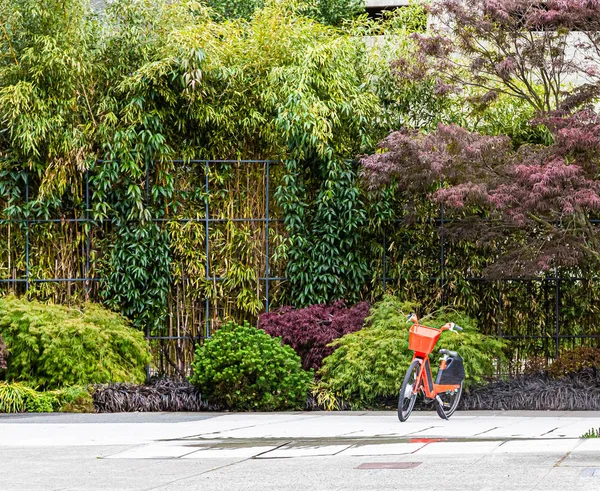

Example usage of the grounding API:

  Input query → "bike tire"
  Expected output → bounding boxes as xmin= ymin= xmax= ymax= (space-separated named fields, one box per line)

xmin=398 ymin=359 xmax=422 ymax=422
xmin=434 ymin=381 xmax=463 ymax=420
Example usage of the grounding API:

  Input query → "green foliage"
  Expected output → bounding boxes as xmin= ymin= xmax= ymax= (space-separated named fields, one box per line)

xmin=0 ymin=381 xmax=33 ymax=412
xmin=99 ymin=223 xmax=171 ymax=334
xmin=319 ymin=295 xmax=506 ymax=405
xmin=270 ymin=23 xmax=379 ymax=305
xmin=456 ymin=92 xmax=554 ymax=148
xmin=52 ymin=385 xmax=95 ymax=412
xmin=0 ymin=0 xmax=385 ymax=326
xmin=189 ymin=321 xmax=312 ymax=410
xmin=582 ymin=427 xmax=600 ymax=438
xmin=0 ymin=381 xmax=93 ymax=413
xmin=362 ymin=5 xmax=454 ymax=135
xmin=0 ymin=0 xmax=96 ymax=178
xmin=24 ymin=390 xmax=56 ymax=413
xmin=206 ymin=0 xmax=260 ymax=19
xmin=279 ymin=160 xmax=369 ymax=306
xmin=0 ymin=296 xmax=151 ymax=389
xmin=0 ymin=0 xmax=582 ymax=376
xmin=310 ymin=380 xmax=346 ymax=410
xmin=0 ymin=382 xmax=56 ymax=413
xmin=379 ymin=1 xmax=427 ymax=33
xmin=205 ymin=0 xmax=365 ymax=26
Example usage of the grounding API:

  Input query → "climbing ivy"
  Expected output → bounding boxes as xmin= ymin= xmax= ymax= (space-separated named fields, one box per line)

xmin=269 ymin=25 xmax=379 ymax=306
xmin=277 ymin=159 xmax=368 ymax=306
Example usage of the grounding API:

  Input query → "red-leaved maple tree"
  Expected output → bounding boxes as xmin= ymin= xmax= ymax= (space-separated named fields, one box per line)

xmin=361 ymin=110 xmax=600 ymax=277
xmin=404 ymin=0 xmax=600 ymax=113
xmin=361 ymin=0 xmax=600 ymax=277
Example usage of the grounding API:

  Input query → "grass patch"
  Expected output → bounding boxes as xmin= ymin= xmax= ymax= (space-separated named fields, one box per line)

xmin=581 ymin=427 xmax=600 ymax=438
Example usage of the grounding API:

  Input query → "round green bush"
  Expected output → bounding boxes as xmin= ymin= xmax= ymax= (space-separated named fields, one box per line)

xmin=319 ymin=295 xmax=506 ymax=406
xmin=189 ymin=321 xmax=312 ymax=410
xmin=0 ymin=296 xmax=151 ymax=389
xmin=24 ymin=391 xmax=56 ymax=413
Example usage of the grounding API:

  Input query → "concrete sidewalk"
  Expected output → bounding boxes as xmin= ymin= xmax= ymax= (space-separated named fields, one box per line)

xmin=1 ymin=411 xmax=600 ymax=490
xmin=0 ymin=410 xmax=599 ymax=446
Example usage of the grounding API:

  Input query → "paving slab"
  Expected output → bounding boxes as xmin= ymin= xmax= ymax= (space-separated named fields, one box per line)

xmin=106 ymin=442 xmax=202 ymax=459
xmin=338 ymin=442 xmax=425 ymax=456
xmin=258 ymin=443 xmax=351 ymax=458
xmin=414 ymin=440 xmax=502 ymax=455
xmin=574 ymin=438 xmax=600 ymax=453
xmin=492 ymin=438 xmax=581 ymax=454
xmin=181 ymin=446 xmax=278 ymax=459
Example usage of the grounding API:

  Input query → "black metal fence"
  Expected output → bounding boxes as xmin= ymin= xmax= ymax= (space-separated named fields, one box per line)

xmin=1 ymin=160 xmax=599 ymax=375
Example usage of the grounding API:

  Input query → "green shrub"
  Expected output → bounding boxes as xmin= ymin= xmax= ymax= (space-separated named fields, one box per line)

xmin=0 ymin=382 xmax=57 ymax=413
xmin=0 ymin=296 xmax=151 ymax=389
xmin=189 ymin=321 xmax=312 ymax=410
xmin=23 ymin=391 xmax=57 ymax=413
xmin=547 ymin=347 xmax=600 ymax=378
xmin=319 ymin=295 xmax=506 ymax=405
xmin=0 ymin=382 xmax=32 ymax=413
xmin=53 ymin=386 xmax=95 ymax=413
xmin=206 ymin=0 xmax=364 ymax=26
xmin=0 ymin=382 xmax=94 ymax=413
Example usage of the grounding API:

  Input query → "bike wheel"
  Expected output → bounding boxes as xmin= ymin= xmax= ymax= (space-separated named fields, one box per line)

xmin=434 ymin=381 xmax=463 ymax=420
xmin=398 ymin=359 xmax=422 ymax=422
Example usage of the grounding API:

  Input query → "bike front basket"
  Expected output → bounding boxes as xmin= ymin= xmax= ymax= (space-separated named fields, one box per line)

xmin=408 ymin=325 xmax=441 ymax=355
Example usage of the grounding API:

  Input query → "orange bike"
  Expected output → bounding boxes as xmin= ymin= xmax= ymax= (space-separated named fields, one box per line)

xmin=398 ymin=313 xmax=465 ymax=422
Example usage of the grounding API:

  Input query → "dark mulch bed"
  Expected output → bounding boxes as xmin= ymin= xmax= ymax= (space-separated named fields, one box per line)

xmin=93 ymin=370 xmax=600 ymax=413
xmin=460 ymin=369 xmax=600 ymax=411
xmin=306 ymin=370 xmax=600 ymax=411
xmin=93 ymin=379 xmax=214 ymax=412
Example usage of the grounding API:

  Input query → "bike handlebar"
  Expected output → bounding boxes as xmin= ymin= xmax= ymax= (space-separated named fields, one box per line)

xmin=407 ymin=314 xmax=463 ymax=333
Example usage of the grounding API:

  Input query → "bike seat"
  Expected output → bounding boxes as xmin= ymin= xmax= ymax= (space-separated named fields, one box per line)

xmin=439 ymin=349 xmax=458 ymax=357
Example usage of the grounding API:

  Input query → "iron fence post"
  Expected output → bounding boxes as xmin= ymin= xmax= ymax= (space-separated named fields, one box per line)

xmin=497 ymin=244 xmax=503 ymax=337
xmin=382 ymin=233 xmax=387 ymax=293
xmin=440 ymin=203 xmax=445 ymax=307
xmin=145 ymin=163 xmax=151 ymax=382
xmin=265 ymin=161 xmax=270 ymax=313
xmin=555 ymin=273 xmax=560 ymax=359
xmin=25 ymin=171 xmax=29 ymax=296
xmin=205 ymin=161 xmax=210 ymax=339
xmin=85 ymin=169 xmax=91 ymax=299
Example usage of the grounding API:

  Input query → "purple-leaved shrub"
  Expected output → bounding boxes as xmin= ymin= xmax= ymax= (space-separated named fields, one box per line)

xmin=259 ymin=300 xmax=370 ymax=371
xmin=0 ymin=334 xmax=8 ymax=371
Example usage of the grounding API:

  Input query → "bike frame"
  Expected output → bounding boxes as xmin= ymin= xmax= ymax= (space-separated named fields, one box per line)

xmin=411 ymin=354 xmax=460 ymax=399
